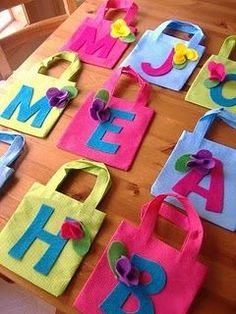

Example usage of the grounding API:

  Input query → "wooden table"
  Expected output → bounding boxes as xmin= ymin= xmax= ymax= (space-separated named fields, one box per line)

xmin=0 ymin=0 xmax=236 ymax=313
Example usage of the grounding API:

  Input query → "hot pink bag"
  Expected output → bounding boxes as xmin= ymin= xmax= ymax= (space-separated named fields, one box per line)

xmin=57 ymin=66 xmax=154 ymax=170
xmin=62 ymin=0 xmax=138 ymax=68
xmin=74 ymin=193 xmax=207 ymax=314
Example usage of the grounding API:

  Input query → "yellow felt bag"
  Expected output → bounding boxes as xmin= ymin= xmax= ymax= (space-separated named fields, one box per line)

xmin=0 ymin=51 xmax=80 ymax=137
xmin=0 ymin=159 xmax=111 ymax=296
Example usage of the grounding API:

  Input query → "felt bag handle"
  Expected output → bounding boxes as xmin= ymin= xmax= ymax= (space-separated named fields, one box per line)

xmin=102 ymin=65 xmax=151 ymax=107
xmin=218 ymin=35 xmax=236 ymax=59
xmin=35 ymin=52 xmax=81 ymax=82
xmin=95 ymin=0 xmax=138 ymax=25
xmin=0 ymin=131 xmax=25 ymax=188
xmin=46 ymin=159 xmax=111 ymax=211
xmin=153 ymin=19 xmax=205 ymax=49
xmin=192 ymin=108 xmax=236 ymax=146
xmin=139 ymin=193 xmax=203 ymax=260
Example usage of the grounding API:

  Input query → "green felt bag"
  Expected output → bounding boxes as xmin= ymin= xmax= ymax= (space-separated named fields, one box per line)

xmin=0 ymin=51 xmax=81 ymax=137
xmin=186 ymin=36 xmax=236 ymax=112
xmin=0 ymin=159 xmax=111 ymax=296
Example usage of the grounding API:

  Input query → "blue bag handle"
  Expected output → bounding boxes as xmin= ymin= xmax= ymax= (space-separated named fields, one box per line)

xmin=0 ymin=131 xmax=25 ymax=189
xmin=192 ymin=108 xmax=236 ymax=145
xmin=153 ymin=19 xmax=205 ymax=49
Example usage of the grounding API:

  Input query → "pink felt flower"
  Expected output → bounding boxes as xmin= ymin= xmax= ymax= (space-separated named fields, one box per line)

xmin=208 ymin=61 xmax=226 ymax=82
xmin=60 ymin=220 xmax=84 ymax=240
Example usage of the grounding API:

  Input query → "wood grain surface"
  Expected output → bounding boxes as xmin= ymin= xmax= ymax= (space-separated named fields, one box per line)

xmin=0 ymin=0 xmax=236 ymax=313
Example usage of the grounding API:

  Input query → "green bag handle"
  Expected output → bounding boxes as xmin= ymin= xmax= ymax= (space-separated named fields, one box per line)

xmin=34 ymin=51 xmax=81 ymax=81
xmin=218 ymin=35 xmax=236 ymax=59
xmin=46 ymin=159 xmax=111 ymax=211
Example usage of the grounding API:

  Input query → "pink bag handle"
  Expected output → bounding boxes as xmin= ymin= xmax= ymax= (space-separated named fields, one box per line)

xmin=139 ymin=193 xmax=204 ymax=260
xmin=103 ymin=65 xmax=151 ymax=107
xmin=95 ymin=0 xmax=138 ymax=25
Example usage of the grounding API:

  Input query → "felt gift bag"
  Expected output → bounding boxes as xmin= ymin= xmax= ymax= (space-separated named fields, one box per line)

xmin=121 ymin=20 xmax=205 ymax=91
xmin=0 ymin=130 xmax=25 ymax=189
xmin=74 ymin=192 xmax=207 ymax=314
xmin=62 ymin=0 xmax=138 ymax=68
xmin=0 ymin=52 xmax=80 ymax=137
xmin=186 ymin=35 xmax=236 ymax=112
xmin=151 ymin=108 xmax=236 ymax=231
xmin=0 ymin=159 xmax=111 ymax=296
xmin=57 ymin=66 xmax=154 ymax=170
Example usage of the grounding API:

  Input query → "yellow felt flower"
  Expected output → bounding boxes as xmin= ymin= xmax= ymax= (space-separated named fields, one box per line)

xmin=173 ymin=51 xmax=187 ymax=65
xmin=173 ymin=42 xmax=199 ymax=65
xmin=110 ymin=19 xmax=131 ymax=38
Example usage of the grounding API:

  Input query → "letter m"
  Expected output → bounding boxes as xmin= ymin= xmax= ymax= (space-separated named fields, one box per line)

xmin=1 ymin=85 xmax=52 ymax=128
xmin=71 ymin=26 xmax=117 ymax=58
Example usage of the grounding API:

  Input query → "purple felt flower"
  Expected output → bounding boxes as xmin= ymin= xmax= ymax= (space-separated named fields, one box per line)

xmin=115 ymin=255 xmax=139 ymax=286
xmin=90 ymin=98 xmax=111 ymax=122
xmin=187 ymin=149 xmax=216 ymax=174
xmin=46 ymin=87 xmax=70 ymax=108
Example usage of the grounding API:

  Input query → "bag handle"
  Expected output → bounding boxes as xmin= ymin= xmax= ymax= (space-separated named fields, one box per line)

xmin=153 ymin=19 xmax=205 ymax=49
xmin=138 ymin=193 xmax=203 ymax=260
xmin=218 ymin=35 xmax=236 ymax=59
xmin=46 ymin=159 xmax=111 ymax=211
xmin=192 ymin=108 xmax=236 ymax=146
xmin=0 ymin=131 xmax=25 ymax=168
xmin=35 ymin=52 xmax=81 ymax=82
xmin=95 ymin=0 xmax=138 ymax=25
xmin=102 ymin=65 xmax=151 ymax=108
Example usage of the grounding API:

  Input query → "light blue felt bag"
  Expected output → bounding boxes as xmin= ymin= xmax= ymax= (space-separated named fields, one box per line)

xmin=121 ymin=20 xmax=205 ymax=90
xmin=151 ymin=108 xmax=236 ymax=231
xmin=0 ymin=131 xmax=25 ymax=189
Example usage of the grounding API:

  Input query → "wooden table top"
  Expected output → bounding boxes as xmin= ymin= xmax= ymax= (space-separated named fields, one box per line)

xmin=0 ymin=0 xmax=236 ymax=313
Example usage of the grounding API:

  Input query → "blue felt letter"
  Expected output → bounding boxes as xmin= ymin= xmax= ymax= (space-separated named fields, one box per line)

xmin=1 ymin=85 xmax=52 ymax=128
xmin=86 ymin=108 xmax=135 ymax=154
xmin=9 ymin=204 xmax=68 ymax=275
xmin=99 ymin=254 xmax=167 ymax=314
xmin=210 ymin=74 xmax=236 ymax=107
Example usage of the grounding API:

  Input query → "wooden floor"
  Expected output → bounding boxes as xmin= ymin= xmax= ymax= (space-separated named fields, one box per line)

xmin=0 ymin=0 xmax=236 ymax=313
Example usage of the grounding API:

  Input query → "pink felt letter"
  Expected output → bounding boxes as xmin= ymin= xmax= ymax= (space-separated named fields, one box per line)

xmin=141 ymin=49 xmax=175 ymax=76
xmin=172 ymin=159 xmax=224 ymax=213
xmin=70 ymin=26 xmax=117 ymax=58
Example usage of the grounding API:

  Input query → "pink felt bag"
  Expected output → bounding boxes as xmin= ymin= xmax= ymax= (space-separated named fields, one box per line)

xmin=74 ymin=193 xmax=207 ymax=314
xmin=57 ymin=66 xmax=154 ymax=170
xmin=62 ymin=0 xmax=138 ymax=68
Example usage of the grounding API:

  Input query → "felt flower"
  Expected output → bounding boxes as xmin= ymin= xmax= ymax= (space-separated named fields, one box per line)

xmin=90 ymin=98 xmax=111 ymax=122
xmin=110 ymin=19 xmax=136 ymax=43
xmin=173 ymin=43 xmax=199 ymax=69
xmin=46 ymin=87 xmax=70 ymax=108
xmin=208 ymin=61 xmax=226 ymax=82
xmin=111 ymin=19 xmax=131 ymax=38
xmin=187 ymin=149 xmax=216 ymax=174
xmin=90 ymin=89 xmax=111 ymax=122
xmin=115 ymin=255 xmax=140 ymax=286
xmin=60 ymin=220 xmax=84 ymax=240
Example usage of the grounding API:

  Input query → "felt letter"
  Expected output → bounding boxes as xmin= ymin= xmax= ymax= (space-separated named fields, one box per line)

xmin=72 ymin=26 xmax=117 ymax=58
xmin=210 ymin=74 xmax=236 ymax=107
xmin=86 ymin=108 xmax=135 ymax=154
xmin=9 ymin=204 xmax=69 ymax=275
xmin=1 ymin=85 xmax=52 ymax=128
xmin=141 ymin=49 xmax=175 ymax=76
xmin=172 ymin=159 xmax=224 ymax=213
xmin=99 ymin=254 xmax=166 ymax=314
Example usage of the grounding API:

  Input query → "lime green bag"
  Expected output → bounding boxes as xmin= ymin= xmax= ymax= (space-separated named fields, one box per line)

xmin=0 ymin=159 xmax=111 ymax=296
xmin=186 ymin=36 xmax=236 ymax=112
xmin=0 ymin=52 xmax=80 ymax=137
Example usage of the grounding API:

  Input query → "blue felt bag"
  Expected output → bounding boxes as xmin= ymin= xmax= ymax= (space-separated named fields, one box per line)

xmin=121 ymin=20 xmax=205 ymax=90
xmin=151 ymin=108 xmax=236 ymax=231
xmin=0 ymin=131 xmax=25 ymax=189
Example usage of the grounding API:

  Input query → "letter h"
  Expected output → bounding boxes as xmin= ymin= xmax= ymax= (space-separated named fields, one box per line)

xmin=9 ymin=204 xmax=68 ymax=275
